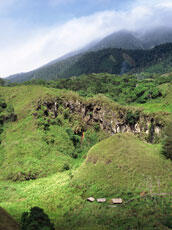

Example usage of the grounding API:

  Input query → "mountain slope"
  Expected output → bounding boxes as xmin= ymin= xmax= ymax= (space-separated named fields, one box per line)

xmin=142 ymin=27 xmax=172 ymax=49
xmin=90 ymin=30 xmax=144 ymax=51
xmin=6 ymin=43 xmax=172 ymax=83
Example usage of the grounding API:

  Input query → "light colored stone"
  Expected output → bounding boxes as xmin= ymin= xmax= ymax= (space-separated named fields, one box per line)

xmin=87 ymin=197 xmax=95 ymax=202
xmin=97 ymin=198 xmax=106 ymax=203
xmin=155 ymin=126 xmax=161 ymax=135
xmin=111 ymin=198 xmax=123 ymax=204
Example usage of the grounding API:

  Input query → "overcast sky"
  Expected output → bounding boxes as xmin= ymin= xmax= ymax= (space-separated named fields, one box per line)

xmin=0 ymin=0 xmax=172 ymax=77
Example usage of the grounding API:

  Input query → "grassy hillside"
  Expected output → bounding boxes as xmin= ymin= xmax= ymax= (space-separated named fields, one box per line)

xmin=0 ymin=86 xmax=109 ymax=182
xmin=1 ymin=134 xmax=172 ymax=229
xmin=0 ymin=85 xmax=172 ymax=230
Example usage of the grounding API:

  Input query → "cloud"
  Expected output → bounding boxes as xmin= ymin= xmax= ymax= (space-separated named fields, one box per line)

xmin=1 ymin=0 xmax=172 ymax=77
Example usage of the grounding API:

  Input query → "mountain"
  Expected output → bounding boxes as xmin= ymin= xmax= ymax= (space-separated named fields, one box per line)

xmin=6 ymin=43 xmax=172 ymax=83
xmin=6 ymin=27 xmax=172 ymax=83
xmin=141 ymin=26 xmax=172 ymax=49
xmin=89 ymin=30 xmax=144 ymax=51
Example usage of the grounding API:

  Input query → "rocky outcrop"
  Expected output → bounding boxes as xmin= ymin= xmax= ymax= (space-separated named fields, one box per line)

xmin=35 ymin=95 xmax=166 ymax=143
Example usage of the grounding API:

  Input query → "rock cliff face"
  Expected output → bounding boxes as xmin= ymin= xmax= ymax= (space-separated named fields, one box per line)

xmin=36 ymin=95 xmax=166 ymax=143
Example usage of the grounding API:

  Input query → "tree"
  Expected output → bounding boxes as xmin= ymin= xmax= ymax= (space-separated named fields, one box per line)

xmin=0 ymin=78 xmax=5 ymax=86
xmin=21 ymin=207 xmax=55 ymax=230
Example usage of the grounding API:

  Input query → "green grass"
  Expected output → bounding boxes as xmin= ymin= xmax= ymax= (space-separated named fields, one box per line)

xmin=0 ymin=85 xmax=172 ymax=230
xmin=73 ymin=134 xmax=172 ymax=196
xmin=132 ymin=83 xmax=172 ymax=113
xmin=1 ymin=134 xmax=172 ymax=229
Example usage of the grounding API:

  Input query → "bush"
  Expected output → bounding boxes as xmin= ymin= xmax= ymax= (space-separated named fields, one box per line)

xmin=21 ymin=207 xmax=55 ymax=230
xmin=162 ymin=120 xmax=172 ymax=159
xmin=125 ymin=111 xmax=140 ymax=126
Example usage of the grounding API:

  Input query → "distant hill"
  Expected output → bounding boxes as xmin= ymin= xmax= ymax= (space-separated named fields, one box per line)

xmin=6 ymin=43 xmax=172 ymax=83
xmin=0 ymin=207 xmax=19 ymax=230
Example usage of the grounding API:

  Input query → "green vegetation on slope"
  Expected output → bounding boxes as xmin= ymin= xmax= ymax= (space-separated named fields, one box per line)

xmin=1 ymin=134 xmax=172 ymax=229
xmin=0 ymin=86 xmax=108 ymax=181
xmin=15 ymin=71 xmax=172 ymax=114
xmin=0 ymin=84 xmax=171 ymax=230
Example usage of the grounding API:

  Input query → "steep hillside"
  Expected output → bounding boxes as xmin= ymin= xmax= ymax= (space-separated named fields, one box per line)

xmin=7 ymin=43 xmax=172 ymax=82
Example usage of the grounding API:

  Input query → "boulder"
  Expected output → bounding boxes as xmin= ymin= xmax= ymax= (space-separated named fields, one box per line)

xmin=97 ymin=198 xmax=106 ymax=203
xmin=87 ymin=197 xmax=95 ymax=202
xmin=111 ymin=198 xmax=123 ymax=204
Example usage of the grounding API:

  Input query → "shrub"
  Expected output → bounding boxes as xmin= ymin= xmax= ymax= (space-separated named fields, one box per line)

xmin=21 ymin=207 xmax=55 ymax=230
xmin=62 ymin=163 xmax=70 ymax=171
xmin=162 ymin=120 xmax=172 ymax=159
xmin=125 ymin=111 xmax=140 ymax=126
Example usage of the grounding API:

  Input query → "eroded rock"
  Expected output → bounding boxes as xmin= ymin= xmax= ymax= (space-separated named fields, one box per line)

xmin=35 ymin=96 xmax=165 ymax=143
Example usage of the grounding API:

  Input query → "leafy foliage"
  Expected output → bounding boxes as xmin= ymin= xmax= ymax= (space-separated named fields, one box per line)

xmin=21 ymin=207 xmax=55 ymax=230
xmin=125 ymin=110 xmax=140 ymax=126
xmin=13 ymin=72 xmax=170 ymax=105
xmin=0 ymin=78 xmax=5 ymax=86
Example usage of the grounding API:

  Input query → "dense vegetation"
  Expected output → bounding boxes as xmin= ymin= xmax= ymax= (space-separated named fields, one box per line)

xmin=10 ymin=72 xmax=172 ymax=109
xmin=7 ymin=43 xmax=172 ymax=83
xmin=0 ymin=82 xmax=171 ymax=230
xmin=0 ymin=95 xmax=16 ymax=144
xmin=162 ymin=119 xmax=172 ymax=159
xmin=21 ymin=207 xmax=55 ymax=230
